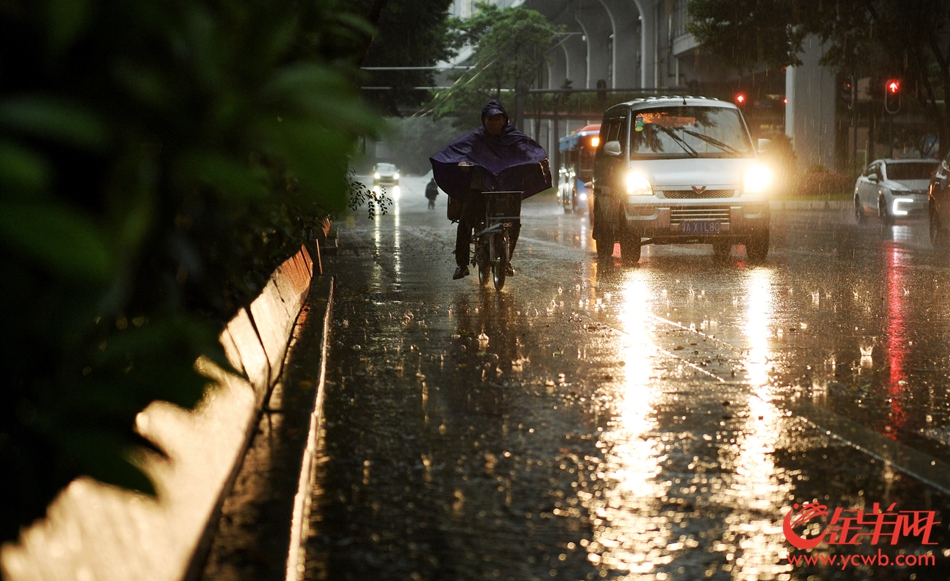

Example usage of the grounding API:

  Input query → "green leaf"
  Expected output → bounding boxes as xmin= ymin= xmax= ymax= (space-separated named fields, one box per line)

xmin=261 ymin=65 xmax=379 ymax=134
xmin=0 ymin=98 xmax=108 ymax=150
xmin=117 ymin=189 xmax=154 ymax=250
xmin=266 ymin=120 xmax=353 ymax=210
xmin=0 ymin=202 xmax=114 ymax=280
xmin=183 ymin=5 xmax=225 ymax=91
xmin=264 ymin=63 xmax=349 ymax=95
xmin=0 ymin=140 xmax=51 ymax=196
xmin=111 ymin=62 xmax=174 ymax=110
xmin=180 ymin=151 xmax=268 ymax=201
xmin=46 ymin=0 xmax=91 ymax=51
xmin=59 ymin=431 xmax=156 ymax=496
xmin=333 ymin=12 xmax=377 ymax=38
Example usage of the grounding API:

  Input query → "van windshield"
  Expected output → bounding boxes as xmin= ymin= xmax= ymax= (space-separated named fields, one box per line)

xmin=629 ymin=106 xmax=753 ymax=158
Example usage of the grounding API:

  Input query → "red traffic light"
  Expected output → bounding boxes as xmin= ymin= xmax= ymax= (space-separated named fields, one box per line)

xmin=735 ymin=93 xmax=747 ymax=105
xmin=884 ymin=79 xmax=902 ymax=114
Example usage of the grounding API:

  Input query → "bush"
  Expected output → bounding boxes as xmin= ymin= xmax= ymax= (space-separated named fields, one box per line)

xmin=0 ymin=0 xmax=379 ymax=542
xmin=794 ymin=166 xmax=854 ymax=198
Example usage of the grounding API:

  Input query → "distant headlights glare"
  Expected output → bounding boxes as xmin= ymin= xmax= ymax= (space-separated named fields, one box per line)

xmin=625 ymin=170 xmax=653 ymax=197
xmin=743 ymin=164 xmax=773 ymax=196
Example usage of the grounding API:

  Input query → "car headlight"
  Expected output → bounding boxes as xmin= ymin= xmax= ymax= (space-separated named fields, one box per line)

xmin=393 ymin=172 xmax=400 ymax=180
xmin=374 ymin=172 xmax=380 ymax=179
xmin=743 ymin=164 xmax=773 ymax=196
xmin=625 ymin=170 xmax=653 ymax=197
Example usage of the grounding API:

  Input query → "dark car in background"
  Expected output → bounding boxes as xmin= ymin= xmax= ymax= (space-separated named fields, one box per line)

xmin=854 ymin=158 xmax=937 ymax=225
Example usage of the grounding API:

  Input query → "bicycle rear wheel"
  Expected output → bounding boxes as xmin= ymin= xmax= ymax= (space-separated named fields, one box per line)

xmin=476 ymin=238 xmax=490 ymax=285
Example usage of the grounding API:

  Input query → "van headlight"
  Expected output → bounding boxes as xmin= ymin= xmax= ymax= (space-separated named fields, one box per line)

xmin=374 ymin=172 xmax=380 ymax=180
xmin=393 ymin=172 xmax=400 ymax=180
xmin=625 ymin=170 xmax=653 ymax=198
xmin=743 ymin=164 xmax=773 ymax=196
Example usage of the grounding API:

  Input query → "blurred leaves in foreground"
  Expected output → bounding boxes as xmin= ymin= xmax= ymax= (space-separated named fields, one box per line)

xmin=0 ymin=0 xmax=380 ymax=542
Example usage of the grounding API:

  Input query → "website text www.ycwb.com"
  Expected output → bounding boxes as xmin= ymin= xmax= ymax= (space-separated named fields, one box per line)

xmin=787 ymin=549 xmax=937 ymax=570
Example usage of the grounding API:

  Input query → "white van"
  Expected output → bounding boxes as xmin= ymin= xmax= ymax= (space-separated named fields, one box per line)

xmin=591 ymin=96 xmax=772 ymax=264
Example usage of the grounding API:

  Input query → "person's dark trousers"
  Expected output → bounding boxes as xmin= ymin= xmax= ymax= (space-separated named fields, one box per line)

xmin=455 ymin=190 xmax=485 ymax=266
xmin=454 ymin=190 xmax=521 ymax=266
xmin=508 ymin=221 xmax=521 ymax=257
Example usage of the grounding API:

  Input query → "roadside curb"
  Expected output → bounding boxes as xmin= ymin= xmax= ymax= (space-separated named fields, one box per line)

xmin=197 ymin=275 xmax=334 ymax=581
xmin=0 ymin=245 xmax=321 ymax=581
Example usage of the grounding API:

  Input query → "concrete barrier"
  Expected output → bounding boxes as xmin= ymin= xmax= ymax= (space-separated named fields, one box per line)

xmin=1 ymin=245 xmax=321 ymax=581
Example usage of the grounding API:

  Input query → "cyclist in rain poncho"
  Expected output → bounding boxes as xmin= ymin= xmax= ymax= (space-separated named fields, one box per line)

xmin=430 ymin=100 xmax=552 ymax=279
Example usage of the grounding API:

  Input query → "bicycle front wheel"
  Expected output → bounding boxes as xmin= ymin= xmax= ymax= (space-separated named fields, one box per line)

xmin=491 ymin=232 xmax=508 ymax=291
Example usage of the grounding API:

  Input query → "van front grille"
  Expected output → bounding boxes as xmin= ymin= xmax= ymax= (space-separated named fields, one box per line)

xmin=670 ymin=205 xmax=731 ymax=226
xmin=661 ymin=189 xmax=735 ymax=199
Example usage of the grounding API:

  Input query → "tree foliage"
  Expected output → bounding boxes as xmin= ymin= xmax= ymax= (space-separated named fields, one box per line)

xmin=0 ymin=0 xmax=380 ymax=542
xmin=349 ymin=0 xmax=456 ymax=115
xmin=431 ymin=3 xmax=563 ymax=128
xmin=686 ymin=0 xmax=807 ymax=73
xmin=686 ymin=0 xmax=950 ymax=154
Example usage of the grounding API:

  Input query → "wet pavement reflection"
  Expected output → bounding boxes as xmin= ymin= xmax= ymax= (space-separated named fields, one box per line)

xmin=303 ymin=176 xmax=950 ymax=580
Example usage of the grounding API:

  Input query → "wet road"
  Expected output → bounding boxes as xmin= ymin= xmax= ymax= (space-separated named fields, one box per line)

xmin=302 ymin=175 xmax=950 ymax=580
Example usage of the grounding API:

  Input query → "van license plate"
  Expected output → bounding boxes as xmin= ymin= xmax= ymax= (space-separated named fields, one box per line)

xmin=679 ymin=221 xmax=720 ymax=234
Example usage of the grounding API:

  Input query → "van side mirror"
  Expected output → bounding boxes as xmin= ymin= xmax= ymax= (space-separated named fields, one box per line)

xmin=757 ymin=138 xmax=771 ymax=153
xmin=604 ymin=141 xmax=622 ymax=157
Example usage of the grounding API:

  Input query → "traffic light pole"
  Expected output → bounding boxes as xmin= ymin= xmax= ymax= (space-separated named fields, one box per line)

xmin=889 ymin=114 xmax=894 ymax=158
xmin=851 ymin=98 xmax=858 ymax=172
xmin=845 ymin=74 xmax=856 ymax=175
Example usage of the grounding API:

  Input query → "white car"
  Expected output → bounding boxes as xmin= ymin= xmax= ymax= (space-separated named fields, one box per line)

xmin=591 ymin=96 xmax=772 ymax=264
xmin=854 ymin=159 xmax=937 ymax=225
xmin=372 ymin=162 xmax=400 ymax=186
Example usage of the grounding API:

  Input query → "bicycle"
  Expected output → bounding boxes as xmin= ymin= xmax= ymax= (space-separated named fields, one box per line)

xmin=471 ymin=191 xmax=522 ymax=291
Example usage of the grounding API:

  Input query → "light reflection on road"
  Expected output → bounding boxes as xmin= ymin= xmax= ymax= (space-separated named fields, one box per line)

xmin=884 ymin=242 xmax=909 ymax=436
xmin=741 ymin=268 xmax=774 ymax=390
xmin=584 ymin=270 xmax=670 ymax=574
xmin=393 ymin=191 xmax=402 ymax=282
xmin=722 ymin=268 xmax=793 ymax=580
